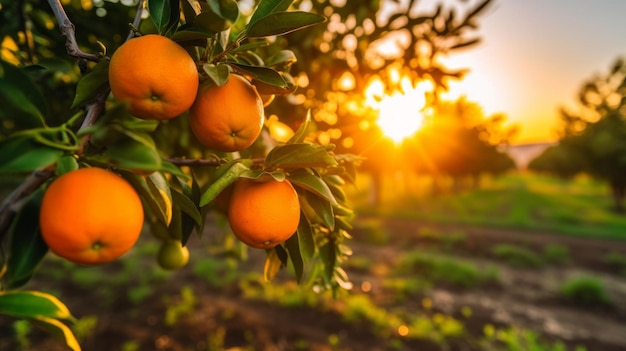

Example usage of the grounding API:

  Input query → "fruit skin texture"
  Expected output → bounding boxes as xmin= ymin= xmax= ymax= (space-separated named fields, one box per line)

xmin=189 ymin=74 xmax=264 ymax=152
xmin=108 ymin=34 xmax=199 ymax=120
xmin=39 ymin=167 xmax=144 ymax=265
xmin=157 ymin=241 xmax=190 ymax=270
xmin=228 ymin=178 xmax=300 ymax=249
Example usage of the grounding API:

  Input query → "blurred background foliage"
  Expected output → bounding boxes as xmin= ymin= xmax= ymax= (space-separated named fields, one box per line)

xmin=529 ymin=57 xmax=626 ymax=212
xmin=0 ymin=0 xmax=519 ymax=206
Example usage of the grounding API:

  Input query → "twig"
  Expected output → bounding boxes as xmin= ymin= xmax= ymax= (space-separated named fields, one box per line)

xmin=0 ymin=167 xmax=55 ymax=238
xmin=127 ymin=0 xmax=146 ymax=41
xmin=47 ymin=0 xmax=101 ymax=62
xmin=166 ymin=158 xmax=224 ymax=167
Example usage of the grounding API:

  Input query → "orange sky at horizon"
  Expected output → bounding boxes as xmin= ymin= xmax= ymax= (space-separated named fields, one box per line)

xmin=408 ymin=0 xmax=626 ymax=145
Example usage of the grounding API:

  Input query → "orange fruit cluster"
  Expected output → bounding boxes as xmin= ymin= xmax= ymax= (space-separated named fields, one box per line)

xmin=108 ymin=34 xmax=265 ymax=153
xmin=40 ymin=35 xmax=300 ymax=265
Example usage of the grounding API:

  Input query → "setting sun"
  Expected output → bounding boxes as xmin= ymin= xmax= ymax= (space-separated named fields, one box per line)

xmin=365 ymin=75 xmax=432 ymax=143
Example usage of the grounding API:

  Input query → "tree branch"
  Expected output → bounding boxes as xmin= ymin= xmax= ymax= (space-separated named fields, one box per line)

xmin=0 ymin=167 xmax=54 ymax=238
xmin=46 ymin=0 xmax=101 ymax=62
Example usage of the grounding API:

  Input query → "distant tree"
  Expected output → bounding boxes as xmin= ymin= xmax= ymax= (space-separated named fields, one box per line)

xmin=529 ymin=57 xmax=626 ymax=212
xmin=412 ymin=98 xmax=516 ymax=191
xmin=262 ymin=0 xmax=495 ymax=202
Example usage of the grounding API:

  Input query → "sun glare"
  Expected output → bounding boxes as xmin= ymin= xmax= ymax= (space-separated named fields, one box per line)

xmin=365 ymin=76 xmax=431 ymax=143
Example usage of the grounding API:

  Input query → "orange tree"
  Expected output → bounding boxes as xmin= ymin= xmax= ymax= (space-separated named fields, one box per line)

xmin=0 ymin=0 xmax=360 ymax=349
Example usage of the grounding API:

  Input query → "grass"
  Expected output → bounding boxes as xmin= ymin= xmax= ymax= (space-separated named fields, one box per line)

xmin=560 ymin=277 xmax=612 ymax=306
xmin=491 ymin=244 xmax=544 ymax=268
xmin=398 ymin=250 xmax=499 ymax=288
xmin=350 ymin=172 xmax=626 ymax=240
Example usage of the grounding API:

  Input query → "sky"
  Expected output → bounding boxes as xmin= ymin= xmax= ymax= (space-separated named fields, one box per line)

xmin=416 ymin=0 xmax=626 ymax=144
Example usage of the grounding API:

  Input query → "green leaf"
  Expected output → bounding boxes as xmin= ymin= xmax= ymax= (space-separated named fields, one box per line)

xmin=181 ymin=0 xmax=200 ymax=23
xmin=0 ymin=135 xmax=62 ymax=173
xmin=172 ymin=27 xmax=216 ymax=41
xmin=194 ymin=9 xmax=232 ymax=33
xmin=301 ymin=190 xmax=335 ymax=229
xmin=265 ymin=143 xmax=338 ymax=169
xmin=203 ymin=63 xmax=231 ymax=86
xmin=246 ymin=11 xmax=325 ymax=38
xmin=0 ymin=291 xmax=73 ymax=321
xmin=250 ymin=75 xmax=296 ymax=95
xmin=171 ymin=188 xmax=203 ymax=227
xmin=199 ymin=161 xmax=250 ymax=206
xmin=71 ymin=60 xmax=109 ymax=109
xmin=56 ymin=155 xmax=79 ymax=176
xmin=288 ymin=172 xmax=337 ymax=204
xmin=146 ymin=172 xmax=173 ymax=226
xmin=296 ymin=214 xmax=315 ymax=261
xmin=148 ymin=0 xmax=171 ymax=32
xmin=168 ymin=201 xmax=183 ymax=241
xmin=319 ymin=241 xmax=336 ymax=284
xmin=32 ymin=316 xmax=81 ymax=351
xmin=248 ymin=0 xmax=293 ymax=28
xmin=121 ymin=172 xmax=170 ymax=228
xmin=206 ymin=0 xmax=239 ymax=24
xmin=284 ymin=233 xmax=304 ymax=283
xmin=264 ymin=49 xmax=297 ymax=68
xmin=263 ymin=248 xmax=282 ymax=282
xmin=229 ymin=41 xmax=270 ymax=55
xmin=103 ymin=136 xmax=162 ymax=172
xmin=287 ymin=110 xmax=313 ymax=144
xmin=0 ymin=59 xmax=48 ymax=122
xmin=275 ymin=244 xmax=289 ymax=266
xmin=228 ymin=62 xmax=288 ymax=90
xmin=0 ymin=80 xmax=46 ymax=133
xmin=116 ymin=116 xmax=160 ymax=134
xmin=163 ymin=0 xmax=181 ymax=35
xmin=160 ymin=160 xmax=189 ymax=179
xmin=5 ymin=189 xmax=49 ymax=289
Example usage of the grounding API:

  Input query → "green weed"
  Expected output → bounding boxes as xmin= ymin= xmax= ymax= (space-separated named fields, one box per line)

xmin=560 ymin=276 xmax=612 ymax=306
xmin=163 ymin=286 xmax=198 ymax=326
xmin=354 ymin=218 xmax=390 ymax=245
xmin=543 ymin=244 xmax=570 ymax=265
xmin=491 ymin=244 xmax=544 ymax=268
xmin=192 ymin=257 xmax=239 ymax=288
xmin=481 ymin=325 xmax=587 ymax=351
xmin=382 ymin=277 xmax=431 ymax=302
xmin=120 ymin=340 xmax=140 ymax=351
xmin=604 ymin=251 xmax=626 ymax=275
xmin=72 ymin=315 xmax=98 ymax=342
xmin=399 ymin=250 xmax=499 ymax=288
xmin=12 ymin=320 xmax=30 ymax=350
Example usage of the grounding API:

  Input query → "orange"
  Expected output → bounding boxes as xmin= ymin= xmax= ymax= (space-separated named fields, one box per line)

xmin=228 ymin=178 xmax=300 ymax=249
xmin=189 ymin=74 xmax=264 ymax=152
xmin=108 ymin=34 xmax=199 ymax=120
xmin=39 ymin=167 xmax=144 ymax=265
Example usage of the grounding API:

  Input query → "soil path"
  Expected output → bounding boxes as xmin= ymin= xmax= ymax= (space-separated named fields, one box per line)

xmin=352 ymin=216 xmax=626 ymax=351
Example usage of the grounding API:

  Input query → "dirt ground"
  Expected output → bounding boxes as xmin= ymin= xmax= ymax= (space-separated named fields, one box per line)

xmin=1 ymin=216 xmax=626 ymax=351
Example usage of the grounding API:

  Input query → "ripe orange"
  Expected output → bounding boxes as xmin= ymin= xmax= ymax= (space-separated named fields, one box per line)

xmin=39 ymin=167 xmax=144 ymax=265
xmin=189 ymin=74 xmax=264 ymax=152
xmin=108 ymin=34 xmax=199 ymax=120
xmin=228 ymin=178 xmax=300 ymax=249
